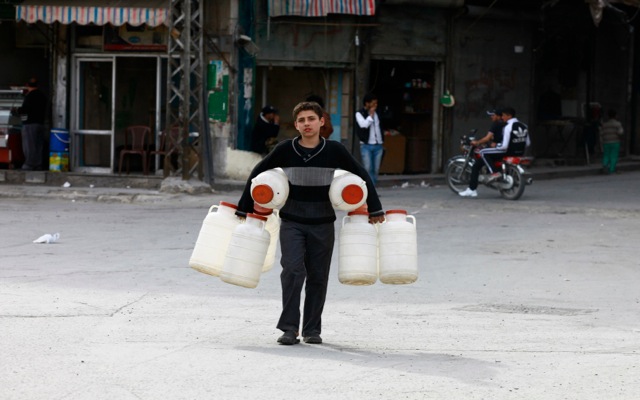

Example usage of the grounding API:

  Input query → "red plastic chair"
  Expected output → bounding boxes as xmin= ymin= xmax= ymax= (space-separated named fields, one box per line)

xmin=118 ymin=125 xmax=151 ymax=175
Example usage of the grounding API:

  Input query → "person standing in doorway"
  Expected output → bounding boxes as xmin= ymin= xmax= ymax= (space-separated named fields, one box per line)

xmin=599 ymin=109 xmax=624 ymax=174
xmin=236 ymin=101 xmax=385 ymax=345
xmin=13 ymin=78 xmax=47 ymax=170
xmin=355 ymin=93 xmax=387 ymax=185
xmin=251 ymin=105 xmax=280 ymax=155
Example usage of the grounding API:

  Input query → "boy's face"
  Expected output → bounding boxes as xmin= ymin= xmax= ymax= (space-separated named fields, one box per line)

xmin=294 ymin=110 xmax=324 ymax=138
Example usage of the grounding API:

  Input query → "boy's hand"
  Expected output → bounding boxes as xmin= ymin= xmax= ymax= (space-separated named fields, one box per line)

xmin=369 ymin=215 xmax=385 ymax=224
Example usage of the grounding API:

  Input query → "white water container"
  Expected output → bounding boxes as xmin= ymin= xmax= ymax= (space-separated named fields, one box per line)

xmin=189 ymin=201 xmax=240 ymax=277
xmin=220 ymin=213 xmax=270 ymax=288
xmin=250 ymin=168 xmax=289 ymax=209
xmin=338 ymin=211 xmax=378 ymax=285
xmin=329 ymin=169 xmax=368 ymax=211
xmin=259 ymin=208 xmax=281 ymax=273
xmin=378 ymin=210 xmax=418 ymax=285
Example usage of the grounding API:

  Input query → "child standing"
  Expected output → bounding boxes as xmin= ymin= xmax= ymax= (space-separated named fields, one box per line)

xmin=599 ymin=109 xmax=624 ymax=174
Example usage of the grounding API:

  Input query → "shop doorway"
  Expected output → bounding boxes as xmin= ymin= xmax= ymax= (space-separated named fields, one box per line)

xmin=369 ymin=60 xmax=436 ymax=173
xmin=72 ymin=57 xmax=114 ymax=173
xmin=71 ymin=55 xmax=165 ymax=174
xmin=254 ymin=66 xmax=349 ymax=142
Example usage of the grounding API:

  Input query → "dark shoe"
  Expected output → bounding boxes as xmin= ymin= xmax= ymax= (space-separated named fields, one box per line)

xmin=303 ymin=335 xmax=322 ymax=344
xmin=277 ymin=331 xmax=300 ymax=345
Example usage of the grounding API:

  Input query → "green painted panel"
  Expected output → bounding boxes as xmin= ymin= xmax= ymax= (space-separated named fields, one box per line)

xmin=208 ymin=61 xmax=229 ymax=122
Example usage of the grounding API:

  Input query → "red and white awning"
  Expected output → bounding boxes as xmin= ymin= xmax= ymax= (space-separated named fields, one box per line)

xmin=16 ymin=0 xmax=168 ymax=27
xmin=267 ymin=0 xmax=376 ymax=17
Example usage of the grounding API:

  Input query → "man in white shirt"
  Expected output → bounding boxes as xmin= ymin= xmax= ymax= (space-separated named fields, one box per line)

xmin=355 ymin=93 xmax=386 ymax=185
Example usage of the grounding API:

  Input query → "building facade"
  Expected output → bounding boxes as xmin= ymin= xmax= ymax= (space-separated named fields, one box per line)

xmin=1 ymin=0 xmax=637 ymax=180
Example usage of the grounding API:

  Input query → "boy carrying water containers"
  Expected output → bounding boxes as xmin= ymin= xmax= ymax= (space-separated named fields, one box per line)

xmin=236 ymin=101 xmax=386 ymax=345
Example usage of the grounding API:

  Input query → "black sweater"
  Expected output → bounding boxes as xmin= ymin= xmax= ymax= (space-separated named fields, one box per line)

xmin=238 ymin=136 xmax=384 ymax=224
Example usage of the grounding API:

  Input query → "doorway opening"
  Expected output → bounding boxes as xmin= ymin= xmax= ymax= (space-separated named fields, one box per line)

xmin=71 ymin=55 xmax=166 ymax=174
xmin=369 ymin=60 xmax=435 ymax=173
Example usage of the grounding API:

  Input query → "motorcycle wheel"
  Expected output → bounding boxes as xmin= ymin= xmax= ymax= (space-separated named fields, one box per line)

xmin=445 ymin=159 xmax=471 ymax=193
xmin=499 ymin=164 xmax=526 ymax=200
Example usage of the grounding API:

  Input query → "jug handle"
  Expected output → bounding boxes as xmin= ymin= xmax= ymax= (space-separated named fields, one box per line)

xmin=342 ymin=215 xmax=350 ymax=227
xmin=407 ymin=215 xmax=416 ymax=226
xmin=209 ymin=205 xmax=219 ymax=213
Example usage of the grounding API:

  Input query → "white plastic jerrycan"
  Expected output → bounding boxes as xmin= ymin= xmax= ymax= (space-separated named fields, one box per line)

xmin=255 ymin=207 xmax=281 ymax=273
xmin=338 ymin=210 xmax=378 ymax=285
xmin=329 ymin=169 xmax=368 ymax=211
xmin=378 ymin=210 xmax=418 ymax=285
xmin=251 ymin=168 xmax=289 ymax=209
xmin=189 ymin=201 xmax=241 ymax=277
xmin=220 ymin=213 xmax=271 ymax=288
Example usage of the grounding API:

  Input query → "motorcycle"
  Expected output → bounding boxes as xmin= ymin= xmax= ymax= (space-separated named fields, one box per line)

xmin=445 ymin=131 xmax=534 ymax=200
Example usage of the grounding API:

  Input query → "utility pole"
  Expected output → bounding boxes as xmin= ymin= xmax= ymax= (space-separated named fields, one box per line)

xmin=165 ymin=0 xmax=208 ymax=181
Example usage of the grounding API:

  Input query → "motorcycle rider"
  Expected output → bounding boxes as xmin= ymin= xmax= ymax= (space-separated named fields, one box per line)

xmin=459 ymin=106 xmax=530 ymax=198
xmin=458 ymin=108 xmax=506 ymax=197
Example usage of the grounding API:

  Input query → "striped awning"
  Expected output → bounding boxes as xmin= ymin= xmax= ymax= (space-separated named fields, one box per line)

xmin=267 ymin=0 xmax=376 ymax=17
xmin=15 ymin=0 xmax=168 ymax=27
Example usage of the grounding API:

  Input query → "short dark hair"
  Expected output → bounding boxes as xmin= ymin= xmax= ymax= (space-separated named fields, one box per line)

xmin=363 ymin=93 xmax=377 ymax=105
xmin=292 ymin=101 xmax=324 ymax=119
xmin=501 ymin=106 xmax=516 ymax=117
xmin=305 ymin=94 xmax=325 ymax=109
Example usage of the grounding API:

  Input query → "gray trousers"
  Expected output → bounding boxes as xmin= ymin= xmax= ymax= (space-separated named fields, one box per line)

xmin=277 ymin=219 xmax=335 ymax=337
xmin=21 ymin=123 xmax=46 ymax=169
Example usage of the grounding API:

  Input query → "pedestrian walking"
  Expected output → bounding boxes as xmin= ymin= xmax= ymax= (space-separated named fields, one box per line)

xmin=236 ymin=101 xmax=385 ymax=345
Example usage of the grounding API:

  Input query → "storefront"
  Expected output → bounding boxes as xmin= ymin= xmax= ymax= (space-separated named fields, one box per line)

xmin=246 ymin=1 xmax=453 ymax=174
xmin=16 ymin=0 xmax=170 ymax=174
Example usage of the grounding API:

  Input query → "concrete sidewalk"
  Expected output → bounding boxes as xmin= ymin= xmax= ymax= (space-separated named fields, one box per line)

xmin=1 ymin=156 xmax=639 ymax=202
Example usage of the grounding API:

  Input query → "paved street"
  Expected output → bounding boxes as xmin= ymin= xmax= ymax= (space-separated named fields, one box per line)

xmin=1 ymin=172 xmax=639 ymax=399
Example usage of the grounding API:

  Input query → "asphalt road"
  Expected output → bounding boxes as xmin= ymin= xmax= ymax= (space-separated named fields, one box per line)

xmin=1 ymin=172 xmax=639 ymax=399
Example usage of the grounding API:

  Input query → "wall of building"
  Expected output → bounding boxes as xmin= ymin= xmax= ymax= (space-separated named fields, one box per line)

xmin=448 ymin=13 xmax=534 ymax=164
xmin=0 ymin=22 xmax=50 ymax=96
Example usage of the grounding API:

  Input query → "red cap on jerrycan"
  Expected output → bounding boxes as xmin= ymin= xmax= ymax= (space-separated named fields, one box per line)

xmin=342 ymin=184 xmax=365 ymax=206
xmin=251 ymin=184 xmax=274 ymax=205
xmin=329 ymin=170 xmax=368 ymax=211
xmin=253 ymin=202 xmax=273 ymax=216
xmin=250 ymin=168 xmax=289 ymax=209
